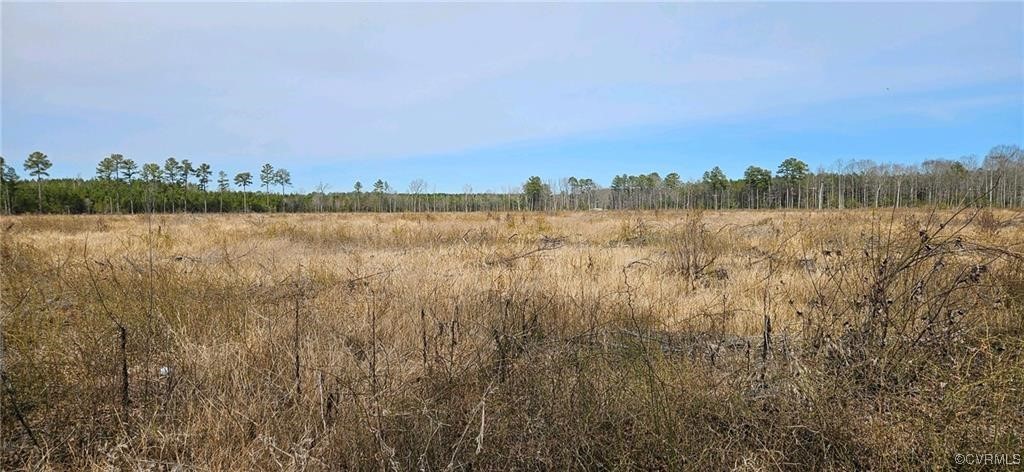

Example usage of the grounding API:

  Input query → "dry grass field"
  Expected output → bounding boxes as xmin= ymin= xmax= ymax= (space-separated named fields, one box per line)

xmin=2 ymin=209 xmax=1023 ymax=469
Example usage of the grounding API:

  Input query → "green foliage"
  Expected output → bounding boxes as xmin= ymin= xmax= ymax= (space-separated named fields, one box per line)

xmin=195 ymin=163 xmax=212 ymax=191
xmin=0 ymin=156 xmax=17 ymax=214
xmin=743 ymin=166 xmax=772 ymax=191
xmin=567 ymin=176 xmax=596 ymax=194
xmin=122 ymin=159 xmax=138 ymax=180
xmin=96 ymin=155 xmax=116 ymax=180
xmin=234 ymin=172 xmax=253 ymax=189
xmin=260 ymin=163 xmax=275 ymax=192
xmin=23 ymin=151 xmax=52 ymax=179
xmin=273 ymin=168 xmax=291 ymax=193
xmin=180 ymin=159 xmax=194 ymax=187
xmin=523 ymin=176 xmax=550 ymax=210
xmin=23 ymin=151 xmax=52 ymax=212
xmin=216 ymin=171 xmax=229 ymax=192
xmin=702 ymin=166 xmax=728 ymax=192
xmin=163 ymin=158 xmax=181 ymax=185
xmin=142 ymin=163 xmax=163 ymax=182
xmin=611 ymin=173 xmax=663 ymax=191
xmin=663 ymin=172 xmax=681 ymax=189
xmin=3 ymin=144 xmax=1023 ymax=214
xmin=1 ymin=156 xmax=18 ymax=183
xmin=777 ymin=157 xmax=809 ymax=183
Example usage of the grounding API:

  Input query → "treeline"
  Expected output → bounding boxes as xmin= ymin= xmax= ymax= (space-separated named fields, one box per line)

xmin=0 ymin=145 xmax=1021 ymax=214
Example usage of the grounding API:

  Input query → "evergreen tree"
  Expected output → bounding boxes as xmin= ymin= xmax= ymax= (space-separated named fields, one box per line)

xmin=273 ymin=168 xmax=292 ymax=211
xmin=273 ymin=168 xmax=291 ymax=194
xmin=702 ymin=166 xmax=728 ymax=209
xmin=195 ymin=163 xmax=212 ymax=191
xmin=663 ymin=173 xmax=681 ymax=189
xmin=180 ymin=159 xmax=194 ymax=187
xmin=164 ymin=158 xmax=181 ymax=185
xmin=372 ymin=179 xmax=388 ymax=211
xmin=523 ymin=176 xmax=549 ymax=211
xmin=0 ymin=156 xmax=18 ymax=214
xmin=142 ymin=163 xmax=164 ymax=183
xmin=354 ymin=181 xmax=363 ymax=211
xmin=96 ymin=155 xmax=117 ymax=180
xmin=217 ymin=170 xmax=230 ymax=212
xmin=24 ymin=151 xmax=52 ymax=213
xmin=234 ymin=172 xmax=253 ymax=212
xmin=122 ymin=159 xmax=138 ymax=181
xmin=778 ymin=157 xmax=809 ymax=208
xmin=260 ymin=163 xmax=275 ymax=201
xmin=195 ymin=163 xmax=213 ymax=212
xmin=217 ymin=171 xmax=230 ymax=192
xmin=743 ymin=166 xmax=772 ymax=208
xmin=110 ymin=154 xmax=125 ymax=181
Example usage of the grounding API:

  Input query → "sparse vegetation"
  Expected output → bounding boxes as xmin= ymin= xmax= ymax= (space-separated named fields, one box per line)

xmin=2 ymin=208 xmax=1021 ymax=469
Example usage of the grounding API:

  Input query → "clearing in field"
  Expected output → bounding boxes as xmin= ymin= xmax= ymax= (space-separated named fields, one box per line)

xmin=1 ymin=209 xmax=1022 ymax=469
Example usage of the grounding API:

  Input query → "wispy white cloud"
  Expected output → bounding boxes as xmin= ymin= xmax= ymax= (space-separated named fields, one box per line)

xmin=2 ymin=2 xmax=1021 ymax=171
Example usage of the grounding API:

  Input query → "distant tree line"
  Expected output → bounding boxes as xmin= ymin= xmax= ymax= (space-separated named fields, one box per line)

xmin=0 ymin=145 xmax=1021 ymax=214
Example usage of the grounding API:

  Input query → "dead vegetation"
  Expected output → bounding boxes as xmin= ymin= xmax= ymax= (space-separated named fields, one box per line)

xmin=1 ymin=209 xmax=1022 ymax=469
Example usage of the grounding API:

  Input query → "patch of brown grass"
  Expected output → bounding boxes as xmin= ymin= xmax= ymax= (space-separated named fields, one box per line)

xmin=2 ymin=209 xmax=1022 ymax=469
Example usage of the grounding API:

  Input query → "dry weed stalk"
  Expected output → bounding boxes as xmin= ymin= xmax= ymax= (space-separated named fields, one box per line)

xmin=1 ymin=209 xmax=1021 ymax=469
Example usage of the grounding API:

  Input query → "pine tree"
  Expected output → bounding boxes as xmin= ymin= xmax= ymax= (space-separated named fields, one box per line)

xmin=234 ymin=172 xmax=253 ymax=212
xmin=24 ymin=151 xmax=52 ymax=213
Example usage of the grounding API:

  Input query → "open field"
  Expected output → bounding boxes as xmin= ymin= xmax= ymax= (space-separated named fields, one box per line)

xmin=2 ymin=209 xmax=1023 ymax=469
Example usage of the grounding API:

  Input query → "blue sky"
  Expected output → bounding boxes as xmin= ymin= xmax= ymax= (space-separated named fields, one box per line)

xmin=2 ymin=2 xmax=1021 ymax=193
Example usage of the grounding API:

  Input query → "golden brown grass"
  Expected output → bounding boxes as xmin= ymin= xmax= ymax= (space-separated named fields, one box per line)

xmin=2 ymin=209 xmax=1022 ymax=469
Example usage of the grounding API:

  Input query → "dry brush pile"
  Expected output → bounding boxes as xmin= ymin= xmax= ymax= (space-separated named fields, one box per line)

xmin=1 ymin=209 xmax=1022 ymax=469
